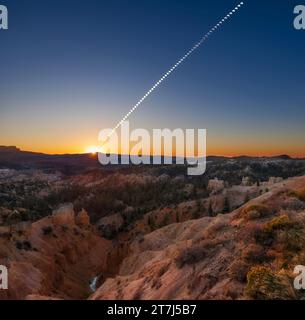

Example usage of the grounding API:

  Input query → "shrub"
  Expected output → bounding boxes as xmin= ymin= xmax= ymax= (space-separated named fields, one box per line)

xmin=281 ymin=197 xmax=305 ymax=211
xmin=192 ymin=210 xmax=201 ymax=220
xmin=98 ymin=224 xmax=117 ymax=240
xmin=264 ymin=214 xmax=292 ymax=233
xmin=158 ymin=263 xmax=170 ymax=277
xmin=288 ymin=189 xmax=305 ymax=202
xmin=240 ymin=222 xmax=262 ymax=240
xmin=253 ymin=215 xmax=292 ymax=247
xmin=223 ymin=197 xmax=230 ymax=213
xmin=246 ymin=266 xmax=295 ymax=300
xmin=61 ymin=225 xmax=69 ymax=232
xmin=22 ymin=240 xmax=32 ymax=251
xmin=161 ymin=213 xmax=171 ymax=227
xmin=208 ymin=202 xmax=214 ymax=217
xmin=42 ymin=226 xmax=53 ymax=235
xmin=242 ymin=244 xmax=267 ymax=264
xmin=285 ymin=228 xmax=305 ymax=252
xmin=15 ymin=241 xmax=23 ymax=250
xmin=148 ymin=216 xmax=156 ymax=231
xmin=229 ymin=260 xmax=250 ymax=283
xmin=241 ymin=204 xmax=270 ymax=220
xmin=175 ymin=245 xmax=207 ymax=268
xmin=15 ymin=240 xmax=32 ymax=251
xmin=251 ymin=225 xmax=274 ymax=247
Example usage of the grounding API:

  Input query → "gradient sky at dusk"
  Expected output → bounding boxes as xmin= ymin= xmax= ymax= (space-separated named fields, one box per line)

xmin=1 ymin=0 xmax=305 ymax=156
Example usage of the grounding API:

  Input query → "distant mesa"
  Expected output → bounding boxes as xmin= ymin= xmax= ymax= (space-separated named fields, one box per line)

xmin=0 ymin=146 xmax=21 ymax=153
xmin=274 ymin=155 xmax=291 ymax=160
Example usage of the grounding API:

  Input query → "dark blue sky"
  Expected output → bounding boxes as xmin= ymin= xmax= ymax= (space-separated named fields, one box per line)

xmin=1 ymin=0 xmax=305 ymax=155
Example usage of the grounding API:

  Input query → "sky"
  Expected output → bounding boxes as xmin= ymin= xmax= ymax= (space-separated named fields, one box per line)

xmin=0 ymin=0 xmax=305 ymax=156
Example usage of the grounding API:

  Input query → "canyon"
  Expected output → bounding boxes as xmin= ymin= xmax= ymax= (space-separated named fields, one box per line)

xmin=2 ymin=148 xmax=305 ymax=299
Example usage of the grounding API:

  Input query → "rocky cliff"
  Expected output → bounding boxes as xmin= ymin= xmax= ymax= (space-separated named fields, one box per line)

xmin=90 ymin=176 xmax=305 ymax=300
xmin=0 ymin=204 xmax=111 ymax=300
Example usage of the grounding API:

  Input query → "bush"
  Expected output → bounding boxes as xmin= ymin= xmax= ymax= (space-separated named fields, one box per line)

xmin=281 ymin=197 xmax=305 ymax=211
xmin=264 ymin=214 xmax=292 ymax=233
xmin=252 ymin=227 xmax=274 ymax=247
xmin=241 ymin=204 xmax=270 ymax=220
xmin=288 ymin=189 xmax=305 ymax=202
xmin=192 ymin=210 xmax=201 ymax=220
xmin=285 ymin=228 xmax=305 ymax=252
xmin=15 ymin=241 xmax=23 ymax=250
xmin=223 ymin=197 xmax=230 ymax=213
xmin=229 ymin=260 xmax=250 ymax=283
xmin=61 ymin=225 xmax=69 ymax=232
xmin=148 ymin=216 xmax=157 ymax=231
xmin=98 ymin=224 xmax=117 ymax=240
xmin=161 ymin=213 xmax=171 ymax=227
xmin=246 ymin=266 xmax=295 ymax=300
xmin=175 ymin=245 xmax=207 ymax=268
xmin=15 ymin=240 xmax=32 ymax=251
xmin=242 ymin=244 xmax=267 ymax=264
xmin=22 ymin=240 xmax=32 ymax=251
xmin=42 ymin=226 xmax=53 ymax=235
xmin=253 ymin=215 xmax=292 ymax=247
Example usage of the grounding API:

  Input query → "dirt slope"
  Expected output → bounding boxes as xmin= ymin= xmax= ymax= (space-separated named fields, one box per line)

xmin=0 ymin=204 xmax=111 ymax=300
xmin=91 ymin=175 xmax=305 ymax=300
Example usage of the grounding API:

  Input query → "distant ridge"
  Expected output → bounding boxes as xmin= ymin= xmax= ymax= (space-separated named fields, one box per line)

xmin=272 ymin=155 xmax=291 ymax=160
xmin=0 ymin=146 xmax=299 ymax=173
xmin=233 ymin=154 xmax=292 ymax=160
xmin=0 ymin=146 xmax=21 ymax=152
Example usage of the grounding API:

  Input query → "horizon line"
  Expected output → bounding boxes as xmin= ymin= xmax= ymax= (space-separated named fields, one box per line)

xmin=0 ymin=146 xmax=303 ymax=159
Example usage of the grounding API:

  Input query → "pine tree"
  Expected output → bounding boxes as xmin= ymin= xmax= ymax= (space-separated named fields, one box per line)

xmin=208 ymin=201 xmax=213 ymax=216
xmin=223 ymin=197 xmax=230 ymax=213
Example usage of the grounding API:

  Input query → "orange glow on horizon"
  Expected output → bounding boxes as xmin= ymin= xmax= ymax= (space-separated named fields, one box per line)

xmin=84 ymin=146 xmax=103 ymax=155
xmin=11 ymin=145 xmax=305 ymax=159
xmin=3 ymin=134 xmax=305 ymax=158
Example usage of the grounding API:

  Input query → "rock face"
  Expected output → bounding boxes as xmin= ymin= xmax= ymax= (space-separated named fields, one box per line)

xmin=97 ymin=213 xmax=124 ymax=239
xmin=3 ymin=173 xmax=305 ymax=300
xmin=0 ymin=204 xmax=111 ymax=300
xmin=241 ymin=176 xmax=252 ymax=186
xmin=90 ymin=176 xmax=305 ymax=300
xmin=267 ymin=177 xmax=284 ymax=185
xmin=207 ymin=179 xmax=225 ymax=195
xmin=76 ymin=209 xmax=90 ymax=226
xmin=90 ymin=214 xmax=240 ymax=300
xmin=52 ymin=204 xmax=75 ymax=225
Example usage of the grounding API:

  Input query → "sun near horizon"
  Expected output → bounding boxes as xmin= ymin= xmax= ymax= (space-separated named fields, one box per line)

xmin=1 ymin=143 xmax=305 ymax=159
xmin=84 ymin=146 xmax=103 ymax=155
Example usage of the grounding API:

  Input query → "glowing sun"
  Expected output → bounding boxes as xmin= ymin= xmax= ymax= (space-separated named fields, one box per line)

xmin=85 ymin=146 xmax=101 ymax=155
